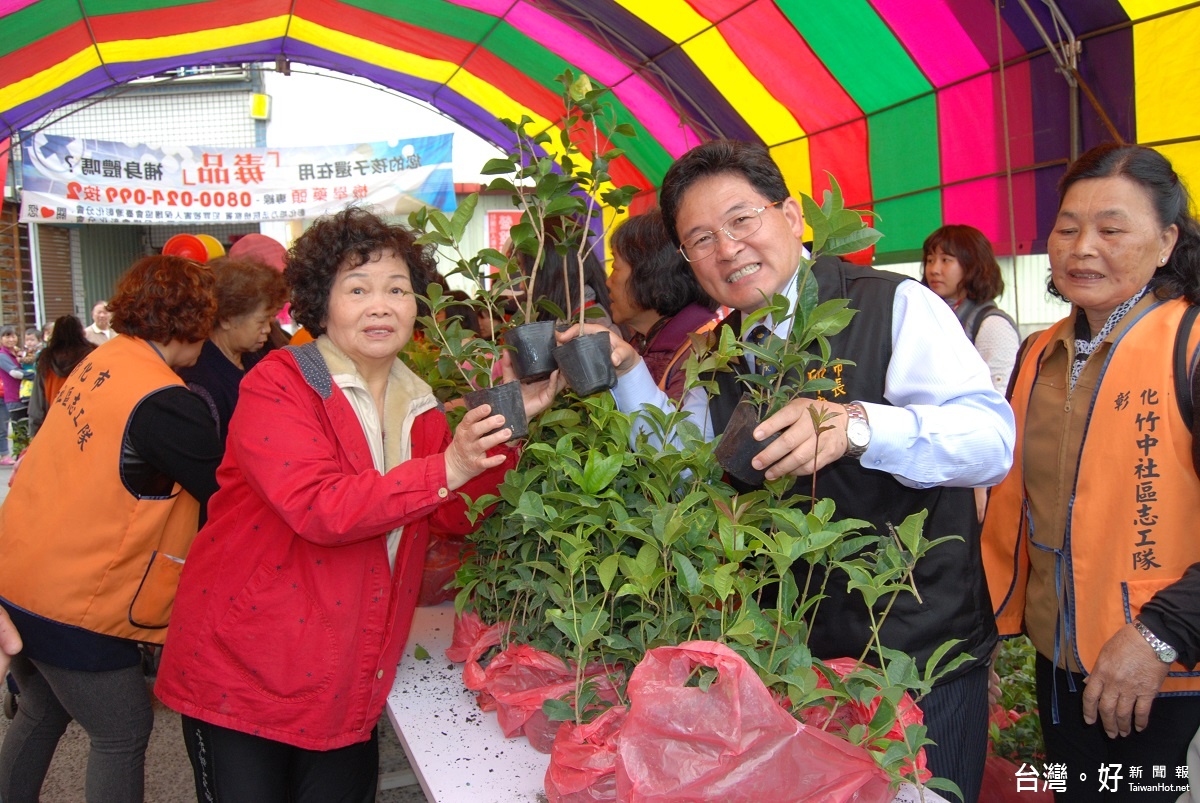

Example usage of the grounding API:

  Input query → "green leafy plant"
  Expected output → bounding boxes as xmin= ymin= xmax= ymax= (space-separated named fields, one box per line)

xmin=989 ymin=636 xmax=1044 ymax=769
xmin=479 ymin=70 xmax=639 ymax=330
xmin=409 ymin=194 xmax=510 ymax=393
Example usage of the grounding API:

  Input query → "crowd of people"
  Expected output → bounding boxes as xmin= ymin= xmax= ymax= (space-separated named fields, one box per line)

xmin=0 ymin=139 xmax=1195 ymax=803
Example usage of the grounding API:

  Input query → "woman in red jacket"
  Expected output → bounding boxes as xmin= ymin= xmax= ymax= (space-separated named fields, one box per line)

xmin=156 ymin=207 xmax=558 ymax=801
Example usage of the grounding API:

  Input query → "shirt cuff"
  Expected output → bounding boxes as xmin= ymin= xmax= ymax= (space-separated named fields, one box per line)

xmin=610 ymin=361 xmax=657 ymax=413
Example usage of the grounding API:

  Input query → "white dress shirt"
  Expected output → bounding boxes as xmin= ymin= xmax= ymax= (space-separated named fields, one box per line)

xmin=611 ymin=267 xmax=1016 ymax=490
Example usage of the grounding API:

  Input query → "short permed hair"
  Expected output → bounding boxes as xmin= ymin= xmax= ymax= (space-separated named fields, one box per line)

xmin=611 ymin=209 xmax=717 ymax=316
xmin=109 ymin=255 xmax=217 ymax=343
xmin=286 ymin=207 xmax=440 ymax=337
xmin=921 ymin=224 xmax=1004 ymax=303
xmin=659 ymin=140 xmax=790 ymax=247
xmin=209 ymin=257 xmax=289 ymax=323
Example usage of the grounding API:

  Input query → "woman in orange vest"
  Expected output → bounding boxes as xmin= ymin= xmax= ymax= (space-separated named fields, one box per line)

xmin=0 ymin=255 xmax=222 ymax=802
xmin=607 ymin=208 xmax=720 ymax=402
xmin=982 ymin=143 xmax=1200 ymax=800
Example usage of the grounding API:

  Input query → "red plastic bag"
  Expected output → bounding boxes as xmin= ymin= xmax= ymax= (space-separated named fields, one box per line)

xmin=798 ymin=656 xmax=929 ymax=782
xmin=480 ymin=643 xmax=623 ymax=753
xmin=445 ymin=611 xmax=508 ymax=694
xmin=545 ymin=706 xmax=627 ymax=803
xmin=417 ymin=532 xmax=469 ymax=606
xmin=616 ymin=641 xmax=892 ymax=803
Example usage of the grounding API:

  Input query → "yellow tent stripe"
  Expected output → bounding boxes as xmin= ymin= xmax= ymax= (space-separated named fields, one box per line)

xmin=0 ymin=49 xmax=100 ymax=116
xmin=1119 ymin=0 xmax=1191 ymax=19
xmin=1132 ymin=7 xmax=1200 ymax=146
xmin=98 ymin=17 xmax=289 ymax=63
xmin=613 ymin=0 xmax=810 ymax=191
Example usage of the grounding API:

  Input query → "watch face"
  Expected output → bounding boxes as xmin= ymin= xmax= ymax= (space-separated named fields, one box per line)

xmin=848 ymin=420 xmax=870 ymax=448
xmin=1162 ymin=646 xmax=1179 ymax=663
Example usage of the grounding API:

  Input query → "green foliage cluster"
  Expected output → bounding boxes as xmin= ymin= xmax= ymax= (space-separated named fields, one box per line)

xmin=452 ymin=385 xmax=967 ymax=797
xmin=989 ymin=636 xmax=1045 ymax=768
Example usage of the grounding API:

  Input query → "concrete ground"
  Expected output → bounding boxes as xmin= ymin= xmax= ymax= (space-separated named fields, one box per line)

xmin=0 ymin=461 xmax=429 ymax=802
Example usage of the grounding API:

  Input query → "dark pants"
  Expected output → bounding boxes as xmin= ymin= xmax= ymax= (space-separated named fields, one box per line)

xmin=1037 ymin=654 xmax=1200 ymax=801
xmin=920 ymin=660 xmax=990 ymax=803
xmin=181 ymin=715 xmax=378 ymax=803
xmin=0 ymin=655 xmax=153 ymax=803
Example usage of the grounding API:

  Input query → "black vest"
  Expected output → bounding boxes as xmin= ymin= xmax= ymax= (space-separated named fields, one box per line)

xmin=709 ymin=257 xmax=997 ymax=679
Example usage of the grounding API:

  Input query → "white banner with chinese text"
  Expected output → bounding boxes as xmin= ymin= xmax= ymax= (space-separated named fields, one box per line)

xmin=19 ymin=132 xmax=456 ymax=225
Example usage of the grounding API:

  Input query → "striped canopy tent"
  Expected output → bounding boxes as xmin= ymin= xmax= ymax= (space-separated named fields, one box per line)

xmin=1 ymin=0 xmax=1197 ymax=261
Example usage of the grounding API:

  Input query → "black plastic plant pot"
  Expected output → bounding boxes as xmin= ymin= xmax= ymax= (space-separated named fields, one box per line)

xmin=714 ymin=397 xmax=781 ymax=487
xmin=554 ymin=332 xmax=617 ymax=396
xmin=463 ymin=380 xmax=529 ymax=441
xmin=503 ymin=321 xmax=558 ymax=382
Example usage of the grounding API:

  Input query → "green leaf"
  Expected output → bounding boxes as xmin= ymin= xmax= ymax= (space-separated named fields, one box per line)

xmin=672 ymin=552 xmax=702 ymax=595
xmin=413 ymin=644 xmax=430 ymax=661
xmin=542 ymin=697 xmax=575 ymax=722
xmin=597 ymin=553 xmax=620 ymax=593
xmin=447 ymin=193 xmax=478 ymax=242
xmin=581 ymin=453 xmax=624 ymax=495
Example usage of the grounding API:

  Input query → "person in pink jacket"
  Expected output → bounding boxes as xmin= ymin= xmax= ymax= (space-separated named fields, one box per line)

xmin=155 ymin=207 xmax=558 ymax=802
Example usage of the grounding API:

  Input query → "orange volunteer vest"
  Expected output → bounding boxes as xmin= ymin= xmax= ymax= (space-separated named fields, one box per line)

xmin=982 ymin=298 xmax=1200 ymax=692
xmin=0 ymin=336 xmax=201 ymax=644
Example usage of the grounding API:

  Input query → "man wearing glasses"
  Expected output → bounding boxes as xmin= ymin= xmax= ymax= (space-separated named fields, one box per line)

xmin=570 ymin=140 xmax=1014 ymax=803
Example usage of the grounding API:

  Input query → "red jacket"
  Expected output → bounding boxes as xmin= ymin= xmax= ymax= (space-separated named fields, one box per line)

xmin=155 ymin=346 xmax=517 ymax=750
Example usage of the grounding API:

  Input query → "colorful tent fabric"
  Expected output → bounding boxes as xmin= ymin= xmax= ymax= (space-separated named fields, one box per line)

xmin=1 ymin=0 xmax=1197 ymax=261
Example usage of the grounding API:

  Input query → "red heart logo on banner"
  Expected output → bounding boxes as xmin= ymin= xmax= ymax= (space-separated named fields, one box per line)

xmin=40 ymin=207 xmax=55 ymax=218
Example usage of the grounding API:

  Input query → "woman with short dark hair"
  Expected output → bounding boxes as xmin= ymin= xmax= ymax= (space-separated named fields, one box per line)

xmin=608 ymin=208 xmax=718 ymax=401
xmin=921 ymin=224 xmax=1019 ymax=393
xmin=0 ymin=255 xmax=222 ymax=802
xmin=983 ymin=143 xmax=1200 ymax=800
xmin=177 ymin=257 xmax=289 ymax=447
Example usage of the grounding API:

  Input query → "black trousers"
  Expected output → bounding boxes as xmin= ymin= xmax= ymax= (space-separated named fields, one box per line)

xmin=181 ymin=715 xmax=378 ymax=803
xmin=921 ymin=660 xmax=990 ymax=803
xmin=1037 ymin=654 xmax=1200 ymax=801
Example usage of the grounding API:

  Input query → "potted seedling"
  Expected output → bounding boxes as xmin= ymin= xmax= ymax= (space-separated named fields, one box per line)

xmin=409 ymin=197 xmax=531 ymax=439
xmin=482 ymin=71 xmax=640 ymax=394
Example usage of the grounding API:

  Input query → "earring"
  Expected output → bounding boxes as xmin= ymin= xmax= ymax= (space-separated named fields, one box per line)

xmin=1161 ymin=256 xmax=1167 ymax=264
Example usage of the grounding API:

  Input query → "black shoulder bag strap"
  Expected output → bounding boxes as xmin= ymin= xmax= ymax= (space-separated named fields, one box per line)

xmin=1173 ymin=304 xmax=1200 ymax=430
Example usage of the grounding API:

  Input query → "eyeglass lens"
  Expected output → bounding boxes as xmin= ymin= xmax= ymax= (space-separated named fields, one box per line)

xmin=681 ymin=207 xmax=767 ymax=261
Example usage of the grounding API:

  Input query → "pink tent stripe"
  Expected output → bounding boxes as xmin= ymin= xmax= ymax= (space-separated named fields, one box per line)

xmin=450 ymin=0 xmax=700 ymax=157
xmin=870 ymin=0 xmax=987 ymax=85
xmin=0 ymin=0 xmax=40 ymax=16
xmin=938 ymin=76 xmax=997 ymax=184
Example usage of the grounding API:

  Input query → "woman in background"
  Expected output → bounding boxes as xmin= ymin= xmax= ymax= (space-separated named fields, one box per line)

xmin=0 ymin=327 xmax=27 ymax=466
xmin=28 ymin=314 xmax=95 ymax=438
xmin=922 ymin=224 xmax=1020 ymax=393
xmin=608 ymin=209 xmax=719 ymax=401
xmin=516 ymin=241 xmax=613 ymax=329
xmin=177 ymin=257 xmax=288 ymax=448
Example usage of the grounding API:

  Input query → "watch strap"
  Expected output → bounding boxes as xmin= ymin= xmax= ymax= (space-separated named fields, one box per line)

xmin=844 ymin=402 xmax=870 ymax=458
xmin=1133 ymin=619 xmax=1178 ymax=663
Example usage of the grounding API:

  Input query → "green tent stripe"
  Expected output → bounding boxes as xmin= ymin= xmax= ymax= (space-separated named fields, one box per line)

xmin=777 ymin=0 xmax=931 ymax=113
xmin=3 ymin=0 xmax=82 ymax=58
xmin=873 ymin=192 xmax=942 ymax=258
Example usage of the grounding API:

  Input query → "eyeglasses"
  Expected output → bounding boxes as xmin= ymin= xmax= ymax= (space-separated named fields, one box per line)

xmin=678 ymin=201 xmax=783 ymax=262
